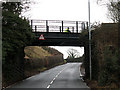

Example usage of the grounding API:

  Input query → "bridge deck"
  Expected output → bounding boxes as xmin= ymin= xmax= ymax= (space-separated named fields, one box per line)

xmin=30 ymin=20 xmax=88 ymax=46
xmin=32 ymin=32 xmax=84 ymax=46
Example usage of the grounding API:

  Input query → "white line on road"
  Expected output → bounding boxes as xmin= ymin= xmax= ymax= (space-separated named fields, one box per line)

xmin=55 ymin=75 xmax=58 ymax=78
xmin=47 ymin=85 xmax=50 ymax=88
xmin=46 ymin=67 xmax=66 ymax=88
xmin=53 ymin=78 xmax=56 ymax=81
xmin=50 ymin=81 xmax=53 ymax=84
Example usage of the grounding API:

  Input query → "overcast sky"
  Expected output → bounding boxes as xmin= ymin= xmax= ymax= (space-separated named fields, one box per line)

xmin=23 ymin=0 xmax=111 ymax=59
xmin=24 ymin=0 xmax=111 ymax=23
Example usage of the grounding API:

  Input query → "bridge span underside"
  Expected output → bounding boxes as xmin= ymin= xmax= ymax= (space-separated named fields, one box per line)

xmin=32 ymin=32 xmax=84 ymax=46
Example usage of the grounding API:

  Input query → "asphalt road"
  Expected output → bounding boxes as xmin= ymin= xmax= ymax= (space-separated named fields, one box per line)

xmin=10 ymin=63 xmax=89 ymax=88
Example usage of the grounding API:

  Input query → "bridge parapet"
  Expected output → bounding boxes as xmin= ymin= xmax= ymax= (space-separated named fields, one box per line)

xmin=30 ymin=20 xmax=88 ymax=33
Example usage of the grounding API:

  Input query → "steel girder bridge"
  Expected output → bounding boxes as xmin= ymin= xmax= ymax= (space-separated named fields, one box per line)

xmin=31 ymin=20 xmax=88 ymax=46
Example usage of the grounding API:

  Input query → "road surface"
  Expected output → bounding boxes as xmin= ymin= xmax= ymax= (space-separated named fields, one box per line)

xmin=9 ymin=63 xmax=89 ymax=88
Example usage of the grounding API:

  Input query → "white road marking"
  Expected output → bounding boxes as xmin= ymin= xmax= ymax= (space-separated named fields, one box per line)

xmin=55 ymin=75 xmax=58 ymax=78
xmin=50 ymin=81 xmax=53 ymax=84
xmin=46 ymin=67 xmax=67 ymax=88
xmin=47 ymin=85 xmax=50 ymax=88
xmin=57 ymin=73 xmax=60 ymax=75
xmin=53 ymin=78 xmax=56 ymax=81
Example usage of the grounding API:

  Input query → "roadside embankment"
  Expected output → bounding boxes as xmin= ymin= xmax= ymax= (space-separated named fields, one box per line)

xmin=24 ymin=46 xmax=65 ymax=78
xmin=83 ymin=23 xmax=120 ymax=88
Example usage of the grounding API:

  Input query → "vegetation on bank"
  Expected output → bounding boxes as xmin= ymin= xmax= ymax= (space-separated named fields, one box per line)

xmin=24 ymin=46 xmax=52 ymax=59
xmin=41 ymin=46 xmax=62 ymax=55
xmin=24 ymin=46 xmax=64 ymax=78
xmin=81 ymin=23 xmax=120 ymax=88
xmin=65 ymin=57 xmax=83 ymax=62
xmin=2 ymin=2 xmax=34 ymax=87
xmin=83 ymin=0 xmax=120 ymax=88
xmin=91 ymin=23 xmax=119 ymax=88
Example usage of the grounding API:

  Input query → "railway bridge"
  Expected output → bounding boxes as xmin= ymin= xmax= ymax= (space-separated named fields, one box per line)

xmin=31 ymin=20 xmax=88 ymax=46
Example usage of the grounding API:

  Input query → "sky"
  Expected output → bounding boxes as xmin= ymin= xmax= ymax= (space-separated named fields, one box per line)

xmin=50 ymin=46 xmax=84 ymax=59
xmin=23 ymin=0 xmax=111 ymax=59
xmin=24 ymin=0 xmax=111 ymax=23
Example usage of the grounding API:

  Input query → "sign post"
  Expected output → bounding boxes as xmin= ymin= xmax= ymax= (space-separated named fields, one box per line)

xmin=88 ymin=0 xmax=92 ymax=80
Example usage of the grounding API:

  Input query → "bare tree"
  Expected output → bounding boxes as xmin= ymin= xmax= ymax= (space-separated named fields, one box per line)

xmin=67 ymin=48 xmax=80 ymax=59
xmin=21 ymin=0 xmax=37 ymax=17
xmin=97 ymin=0 xmax=120 ymax=23
xmin=107 ymin=0 xmax=120 ymax=22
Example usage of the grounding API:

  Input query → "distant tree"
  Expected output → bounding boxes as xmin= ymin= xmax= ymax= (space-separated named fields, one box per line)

xmin=2 ymin=0 xmax=35 ymax=17
xmin=91 ymin=21 xmax=101 ymax=29
xmin=21 ymin=0 xmax=36 ymax=18
xmin=97 ymin=0 xmax=120 ymax=22
xmin=107 ymin=0 xmax=120 ymax=22
xmin=67 ymin=48 xmax=80 ymax=59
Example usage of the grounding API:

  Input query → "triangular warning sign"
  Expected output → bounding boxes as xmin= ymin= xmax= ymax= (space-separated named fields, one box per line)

xmin=39 ymin=34 xmax=45 ymax=40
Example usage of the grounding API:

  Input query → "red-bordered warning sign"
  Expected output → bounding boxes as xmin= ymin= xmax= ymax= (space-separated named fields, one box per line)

xmin=39 ymin=34 xmax=45 ymax=40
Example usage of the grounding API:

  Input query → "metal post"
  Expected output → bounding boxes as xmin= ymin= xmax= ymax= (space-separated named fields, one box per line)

xmin=31 ymin=20 xmax=33 ymax=30
xmin=83 ymin=22 xmax=85 ymax=30
xmin=88 ymin=0 xmax=92 ymax=80
xmin=72 ymin=27 xmax=74 ymax=33
xmin=35 ymin=25 xmax=37 ymax=32
xmin=86 ymin=22 xmax=89 ymax=30
xmin=76 ymin=21 xmax=78 ymax=33
xmin=47 ymin=26 xmax=49 ymax=32
xmin=59 ymin=26 xmax=61 ymax=32
xmin=46 ymin=20 xmax=48 ymax=32
xmin=62 ymin=21 xmax=63 ymax=32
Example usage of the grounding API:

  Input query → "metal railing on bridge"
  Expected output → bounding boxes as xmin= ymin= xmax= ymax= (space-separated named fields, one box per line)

xmin=30 ymin=20 xmax=88 ymax=33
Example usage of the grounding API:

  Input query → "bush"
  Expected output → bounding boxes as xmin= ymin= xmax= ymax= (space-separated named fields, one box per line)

xmin=98 ymin=46 xmax=120 ymax=86
xmin=2 ymin=9 xmax=34 ymax=86
xmin=91 ymin=42 xmax=99 ymax=80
